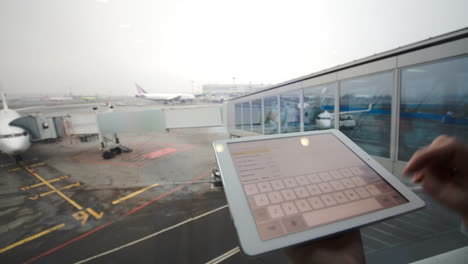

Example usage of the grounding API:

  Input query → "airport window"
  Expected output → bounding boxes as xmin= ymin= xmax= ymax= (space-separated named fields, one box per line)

xmin=252 ymin=99 xmax=262 ymax=134
xmin=340 ymin=71 xmax=393 ymax=158
xmin=264 ymin=96 xmax=279 ymax=134
xmin=280 ymin=91 xmax=301 ymax=133
xmin=399 ymin=56 xmax=468 ymax=161
xmin=242 ymin=101 xmax=251 ymax=131
xmin=235 ymin=103 xmax=242 ymax=129
xmin=304 ymin=83 xmax=336 ymax=131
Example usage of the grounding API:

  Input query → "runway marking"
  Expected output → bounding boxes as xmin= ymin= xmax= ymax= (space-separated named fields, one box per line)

xmin=123 ymin=170 xmax=211 ymax=216
xmin=21 ymin=163 xmax=84 ymax=210
xmin=73 ymin=205 xmax=229 ymax=264
xmin=0 ymin=158 xmax=38 ymax=168
xmin=24 ymin=170 xmax=211 ymax=264
xmin=29 ymin=162 xmax=45 ymax=168
xmin=38 ymin=182 xmax=81 ymax=197
xmin=205 ymin=247 xmax=240 ymax=264
xmin=143 ymin=148 xmax=178 ymax=159
xmin=21 ymin=175 xmax=69 ymax=191
xmin=73 ymin=208 xmax=104 ymax=226
xmin=8 ymin=167 xmax=23 ymax=172
xmin=0 ymin=223 xmax=65 ymax=254
xmin=111 ymin=183 xmax=159 ymax=205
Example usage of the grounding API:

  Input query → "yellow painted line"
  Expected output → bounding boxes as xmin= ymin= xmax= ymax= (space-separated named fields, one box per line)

xmin=0 ymin=223 xmax=65 ymax=253
xmin=112 ymin=183 xmax=159 ymax=205
xmin=21 ymin=163 xmax=83 ymax=210
xmin=8 ymin=167 xmax=23 ymax=172
xmin=20 ymin=175 xmax=69 ymax=191
xmin=40 ymin=182 xmax=81 ymax=197
xmin=0 ymin=162 xmax=16 ymax=168
xmin=29 ymin=162 xmax=45 ymax=168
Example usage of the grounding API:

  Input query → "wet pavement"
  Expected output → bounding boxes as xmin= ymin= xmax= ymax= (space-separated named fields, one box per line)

xmin=0 ymin=123 xmax=467 ymax=263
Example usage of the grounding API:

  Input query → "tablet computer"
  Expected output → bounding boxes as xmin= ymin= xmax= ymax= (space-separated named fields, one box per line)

xmin=213 ymin=129 xmax=424 ymax=256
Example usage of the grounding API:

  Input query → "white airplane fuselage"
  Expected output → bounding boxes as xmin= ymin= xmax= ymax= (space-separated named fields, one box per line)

xmin=140 ymin=93 xmax=195 ymax=101
xmin=0 ymin=109 xmax=31 ymax=155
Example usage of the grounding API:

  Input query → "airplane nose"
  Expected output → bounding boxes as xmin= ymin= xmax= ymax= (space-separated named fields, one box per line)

xmin=1 ymin=136 xmax=31 ymax=155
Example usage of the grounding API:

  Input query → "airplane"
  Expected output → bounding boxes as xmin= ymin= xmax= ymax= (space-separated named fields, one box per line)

xmin=135 ymin=83 xmax=195 ymax=103
xmin=45 ymin=96 xmax=73 ymax=101
xmin=0 ymin=93 xmax=31 ymax=157
xmin=315 ymin=103 xmax=374 ymax=129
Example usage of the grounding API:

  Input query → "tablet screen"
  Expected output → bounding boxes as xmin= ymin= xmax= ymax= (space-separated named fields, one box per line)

xmin=227 ymin=133 xmax=408 ymax=240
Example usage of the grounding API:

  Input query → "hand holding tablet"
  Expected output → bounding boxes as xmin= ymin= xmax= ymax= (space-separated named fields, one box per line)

xmin=213 ymin=129 xmax=424 ymax=255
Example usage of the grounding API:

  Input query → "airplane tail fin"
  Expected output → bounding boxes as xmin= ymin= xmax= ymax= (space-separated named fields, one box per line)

xmin=135 ymin=83 xmax=148 ymax=95
xmin=1 ymin=92 xmax=8 ymax=110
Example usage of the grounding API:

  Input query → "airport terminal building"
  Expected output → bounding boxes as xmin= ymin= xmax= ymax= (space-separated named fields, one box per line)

xmin=225 ymin=27 xmax=468 ymax=177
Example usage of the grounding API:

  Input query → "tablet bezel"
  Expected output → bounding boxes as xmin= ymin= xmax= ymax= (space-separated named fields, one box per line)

xmin=213 ymin=129 xmax=425 ymax=256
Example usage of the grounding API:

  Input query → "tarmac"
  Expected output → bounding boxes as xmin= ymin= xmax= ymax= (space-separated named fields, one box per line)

xmin=0 ymin=103 xmax=467 ymax=264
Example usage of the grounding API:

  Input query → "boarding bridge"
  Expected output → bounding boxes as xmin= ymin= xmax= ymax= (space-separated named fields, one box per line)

xmin=11 ymin=105 xmax=224 ymax=142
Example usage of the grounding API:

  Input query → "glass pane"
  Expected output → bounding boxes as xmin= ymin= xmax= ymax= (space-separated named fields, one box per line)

xmin=242 ymin=101 xmax=251 ymax=131
xmin=252 ymin=99 xmax=262 ymax=134
xmin=340 ymin=72 xmax=393 ymax=158
xmin=304 ymin=83 xmax=336 ymax=131
xmin=264 ymin=96 xmax=278 ymax=134
xmin=399 ymin=56 xmax=468 ymax=161
xmin=280 ymin=91 xmax=301 ymax=133
xmin=235 ymin=103 xmax=242 ymax=129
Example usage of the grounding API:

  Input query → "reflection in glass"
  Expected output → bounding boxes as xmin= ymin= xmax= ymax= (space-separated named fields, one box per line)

xmin=399 ymin=56 xmax=468 ymax=161
xmin=340 ymin=72 xmax=392 ymax=158
xmin=242 ymin=101 xmax=251 ymax=131
xmin=304 ymin=83 xmax=336 ymax=131
xmin=264 ymin=96 xmax=278 ymax=134
xmin=280 ymin=91 xmax=301 ymax=133
xmin=252 ymin=99 xmax=262 ymax=134
xmin=235 ymin=103 xmax=242 ymax=130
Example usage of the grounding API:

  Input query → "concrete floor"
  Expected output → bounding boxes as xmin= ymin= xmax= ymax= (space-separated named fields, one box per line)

xmin=1 ymin=108 xmax=467 ymax=263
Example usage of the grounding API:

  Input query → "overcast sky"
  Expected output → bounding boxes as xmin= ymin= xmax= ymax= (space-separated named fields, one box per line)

xmin=0 ymin=0 xmax=467 ymax=96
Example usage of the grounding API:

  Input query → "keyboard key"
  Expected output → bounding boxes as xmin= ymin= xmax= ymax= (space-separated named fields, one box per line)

xmin=295 ymin=175 xmax=310 ymax=185
xmin=281 ymin=189 xmax=297 ymax=201
xmin=271 ymin=180 xmax=285 ymax=190
xmin=361 ymin=173 xmax=380 ymax=183
xmin=375 ymin=181 xmax=393 ymax=193
xmin=281 ymin=202 xmax=299 ymax=215
xmin=267 ymin=191 xmax=284 ymax=204
xmin=253 ymin=207 xmax=271 ymax=222
xmin=303 ymin=198 xmax=382 ymax=228
xmin=282 ymin=215 xmax=308 ymax=233
xmin=339 ymin=168 xmax=353 ymax=177
xmin=329 ymin=180 xmax=345 ymax=191
xmin=307 ymin=174 xmax=321 ymax=183
xmin=295 ymin=199 xmax=312 ymax=212
xmin=258 ymin=220 xmax=285 ymax=240
xmin=351 ymin=177 xmax=366 ymax=186
xmin=341 ymin=179 xmax=356 ymax=188
xmin=306 ymin=184 xmax=322 ymax=196
xmin=330 ymin=170 xmax=344 ymax=179
xmin=258 ymin=182 xmax=273 ymax=192
xmin=308 ymin=196 xmax=325 ymax=209
xmin=365 ymin=184 xmax=381 ymax=195
xmin=267 ymin=205 xmax=285 ymax=218
xmin=244 ymin=184 xmax=259 ymax=195
xmin=284 ymin=178 xmax=298 ymax=188
xmin=320 ymin=194 xmax=337 ymax=206
xmin=351 ymin=167 xmax=364 ymax=175
xmin=319 ymin=172 xmax=332 ymax=181
xmin=318 ymin=182 xmax=333 ymax=193
xmin=344 ymin=189 xmax=359 ymax=201
xmin=355 ymin=187 xmax=371 ymax=198
xmin=294 ymin=186 xmax=310 ymax=198
xmin=254 ymin=194 xmax=270 ymax=207
xmin=332 ymin=192 xmax=349 ymax=204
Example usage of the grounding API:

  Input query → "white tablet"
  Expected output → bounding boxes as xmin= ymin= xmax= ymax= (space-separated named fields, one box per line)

xmin=213 ymin=129 xmax=425 ymax=256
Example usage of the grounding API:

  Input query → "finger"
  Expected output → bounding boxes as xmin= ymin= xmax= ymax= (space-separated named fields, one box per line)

xmin=404 ymin=143 xmax=456 ymax=175
xmin=412 ymin=171 xmax=424 ymax=183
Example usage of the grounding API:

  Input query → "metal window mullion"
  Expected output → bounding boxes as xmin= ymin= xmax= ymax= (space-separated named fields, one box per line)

xmin=335 ymin=82 xmax=340 ymax=129
xmin=250 ymin=101 xmax=253 ymax=132
xmin=300 ymin=89 xmax=304 ymax=132
xmin=393 ymin=68 xmax=401 ymax=165
xmin=261 ymin=98 xmax=265 ymax=134
xmin=240 ymin=103 xmax=243 ymax=131
xmin=277 ymin=95 xmax=281 ymax=134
